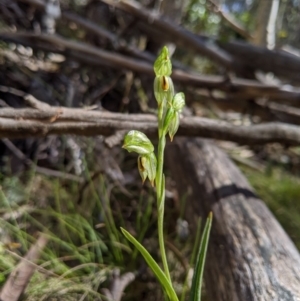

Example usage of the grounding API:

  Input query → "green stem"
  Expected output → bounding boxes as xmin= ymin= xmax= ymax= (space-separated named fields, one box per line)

xmin=156 ymin=104 xmax=171 ymax=282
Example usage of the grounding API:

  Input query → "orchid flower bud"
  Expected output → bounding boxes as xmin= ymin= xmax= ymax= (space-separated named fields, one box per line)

xmin=154 ymin=75 xmax=174 ymax=107
xmin=168 ymin=111 xmax=180 ymax=142
xmin=163 ymin=107 xmax=175 ymax=133
xmin=172 ymin=92 xmax=185 ymax=112
xmin=163 ymin=92 xmax=185 ymax=141
xmin=138 ymin=153 xmax=157 ymax=186
xmin=163 ymin=107 xmax=180 ymax=141
xmin=154 ymin=46 xmax=172 ymax=77
xmin=123 ymin=130 xmax=154 ymax=155
xmin=138 ymin=155 xmax=148 ymax=184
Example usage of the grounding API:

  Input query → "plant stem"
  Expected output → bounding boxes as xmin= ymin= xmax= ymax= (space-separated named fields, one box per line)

xmin=156 ymin=104 xmax=171 ymax=282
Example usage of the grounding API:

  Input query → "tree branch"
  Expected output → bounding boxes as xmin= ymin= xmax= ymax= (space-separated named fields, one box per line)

xmin=2 ymin=31 xmax=300 ymax=103
xmin=1 ymin=106 xmax=300 ymax=145
xmin=196 ymin=90 xmax=300 ymax=124
xmin=207 ymin=0 xmax=253 ymax=40
xmin=99 ymin=0 xmax=235 ymax=69
xmin=14 ymin=0 xmax=300 ymax=82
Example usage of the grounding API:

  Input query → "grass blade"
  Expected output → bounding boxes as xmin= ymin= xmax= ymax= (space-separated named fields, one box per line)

xmin=189 ymin=212 xmax=213 ymax=301
xmin=121 ymin=227 xmax=179 ymax=301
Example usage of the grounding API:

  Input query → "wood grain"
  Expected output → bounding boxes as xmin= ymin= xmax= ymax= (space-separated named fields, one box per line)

xmin=167 ymin=139 xmax=300 ymax=301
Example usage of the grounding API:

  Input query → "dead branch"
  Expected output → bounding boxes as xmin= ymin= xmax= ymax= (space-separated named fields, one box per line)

xmin=13 ymin=0 xmax=300 ymax=83
xmin=196 ymin=90 xmax=300 ymax=124
xmin=14 ymin=0 xmax=44 ymax=9
xmin=102 ymin=269 xmax=135 ymax=301
xmin=206 ymin=0 xmax=253 ymax=40
xmin=0 ymin=234 xmax=48 ymax=301
xmin=219 ymin=40 xmax=300 ymax=83
xmin=62 ymin=11 xmax=155 ymax=63
xmin=100 ymin=0 xmax=300 ymax=82
xmin=2 ymin=138 xmax=84 ymax=182
xmin=0 ymin=85 xmax=51 ymax=110
xmin=2 ymin=32 xmax=300 ymax=103
xmin=63 ymin=11 xmax=116 ymax=43
xmin=20 ymin=0 xmax=153 ymax=63
xmin=0 ymin=106 xmax=300 ymax=145
xmin=99 ymin=0 xmax=235 ymax=69
xmin=0 ymin=31 xmax=152 ymax=73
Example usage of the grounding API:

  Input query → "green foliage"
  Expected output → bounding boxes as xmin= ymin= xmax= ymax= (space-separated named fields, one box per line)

xmin=0 ymin=172 xmax=124 ymax=300
xmin=122 ymin=46 xmax=212 ymax=301
xmin=121 ymin=228 xmax=179 ymax=301
xmin=189 ymin=213 xmax=212 ymax=301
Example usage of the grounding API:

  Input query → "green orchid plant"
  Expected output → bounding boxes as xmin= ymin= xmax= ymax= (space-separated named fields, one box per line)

xmin=122 ymin=46 xmax=212 ymax=301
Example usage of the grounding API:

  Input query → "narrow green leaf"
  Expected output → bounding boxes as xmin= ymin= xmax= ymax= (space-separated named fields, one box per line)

xmin=121 ymin=227 xmax=179 ymax=301
xmin=189 ymin=212 xmax=213 ymax=301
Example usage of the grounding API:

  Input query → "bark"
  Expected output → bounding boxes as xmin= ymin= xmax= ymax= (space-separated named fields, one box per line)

xmin=2 ymin=106 xmax=300 ymax=145
xmin=99 ymin=0 xmax=235 ymax=69
xmin=166 ymin=139 xmax=300 ymax=301
xmin=253 ymin=0 xmax=273 ymax=46
xmin=207 ymin=0 xmax=253 ymax=40
xmin=266 ymin=0 xmax=280 ymax=49
xmin=197 ymin=92 xmax=300 ymax=124
xmin=13 ymin=0 xmax=300 ymax=83
xmin=2 ymin=31 xmax=300 ymax=104
xmin=218 ymin=40 xmax=300 ymax=83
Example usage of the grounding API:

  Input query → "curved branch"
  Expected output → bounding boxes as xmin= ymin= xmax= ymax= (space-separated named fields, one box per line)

xmin=99 ymin=0 xmax=235 ymax=69
xmin=2 ymin=31 xmax=300 ymax=103
xmin=14 ymin=0 xmax=300 ymax=82
xmin=206 ymin=0 xmax=253 ymax=40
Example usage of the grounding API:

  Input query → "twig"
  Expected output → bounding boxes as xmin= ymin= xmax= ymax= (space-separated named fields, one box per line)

xmin=207 ymin=0 xmax=253 ymax=40
xmin=0 ymin=85 xmax=51 ymax=110
xmin=63 ymin=11 xmax=116 ymax=42
xmin=14 ymin=0 xmax=45 ymax=9
xmin=99 ymin=0 xmax=234 ymax=69
xmin=1 ymin=205 xmax=35 ymax=220
xmin=102 ymin=269 xmax=135 ymax=301
xmin=62 ymin=11 xmax=155 ymax=63
xmin=2 ymin=138 xmax=84 ymax=182
xmin=195 ymin=90 xmax=300 ymax=125
xmin=13 ymin=0 xmax=300 ymax=82
xmin=0 ymin=233 xmax=48 ymax=301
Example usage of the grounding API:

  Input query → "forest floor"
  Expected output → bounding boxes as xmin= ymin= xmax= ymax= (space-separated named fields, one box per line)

xmin=1 ymin=142 xmax=300 ymax=301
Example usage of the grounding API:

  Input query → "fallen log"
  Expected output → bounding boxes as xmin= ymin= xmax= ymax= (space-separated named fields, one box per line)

xmin=167 ymin=139 xmax=300 ymax=301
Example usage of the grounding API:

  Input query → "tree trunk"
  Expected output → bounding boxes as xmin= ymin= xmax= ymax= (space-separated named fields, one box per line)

xmin=253 ymin=0 xmax=272 ymax=46
xmin=266 ymin=0 xmax=280 ymax=49
xmin=166 ymin=139 xmax=300 ymax=301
